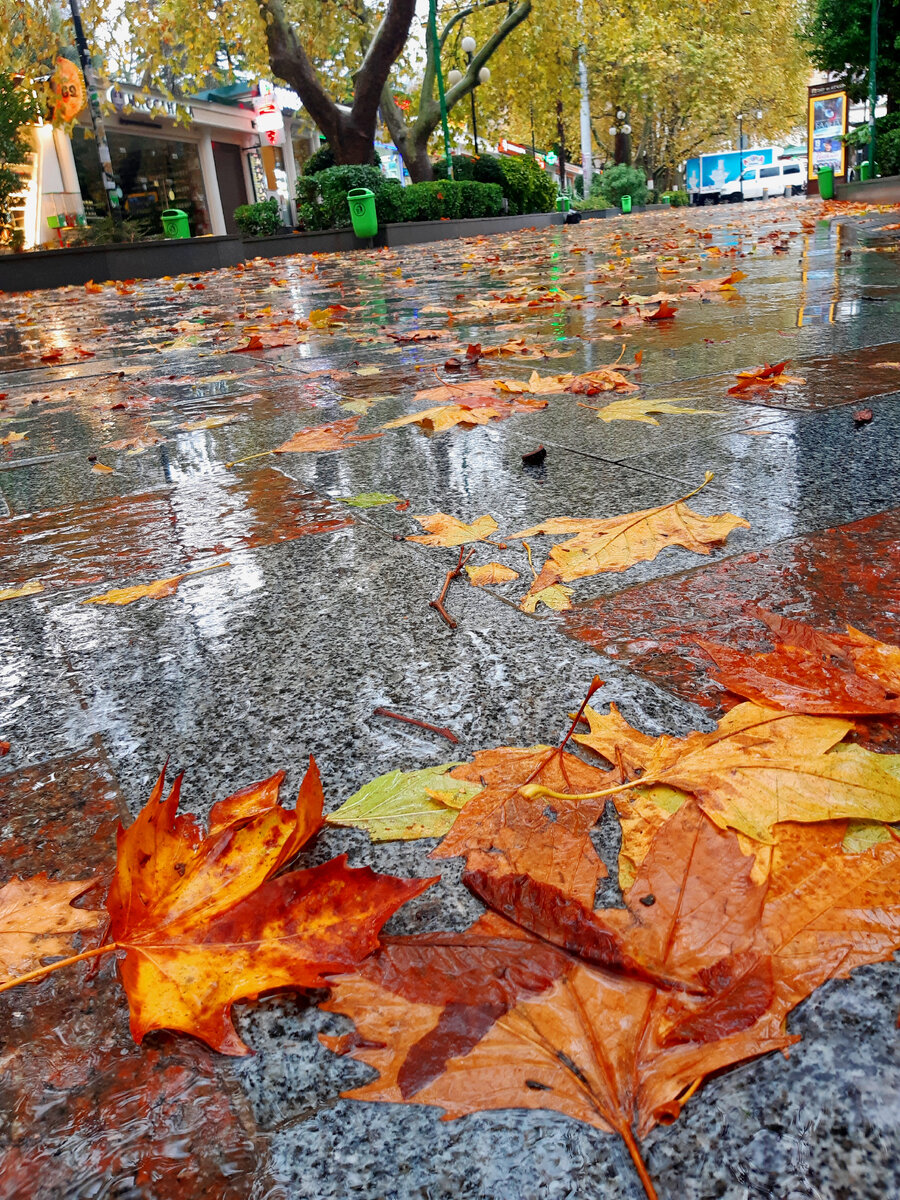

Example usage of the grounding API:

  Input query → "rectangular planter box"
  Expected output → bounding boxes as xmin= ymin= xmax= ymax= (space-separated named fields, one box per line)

xmin=242 ymin=228 xmax=365 ymax=257
xmin=835 ymin=174 xmax=900 ymax=204
xmin=0 ymin=235 xmax=244 ymax=294
xmin=382 ymin=211 xmax=564 ymax=247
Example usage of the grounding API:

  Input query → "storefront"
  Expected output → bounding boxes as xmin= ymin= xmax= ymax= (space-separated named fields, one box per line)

xmin=21 ymin=82 xmax=320 ymax=248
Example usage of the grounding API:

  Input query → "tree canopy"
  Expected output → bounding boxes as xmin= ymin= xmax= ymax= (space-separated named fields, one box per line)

xmin=805 ymin=0 xmax=900 ymax=111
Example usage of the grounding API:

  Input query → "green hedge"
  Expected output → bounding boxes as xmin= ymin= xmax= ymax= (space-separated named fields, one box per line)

xmin=400 ymin=179 xmax=503 ymax=221
xmin=660 ymin=189 xmax=690 ymax=207
xmin=296 ymin=165 xmax=502 ymax=230
xmin=233 ymin=198 xmax=283 ymax=237
xmin=434 ymin=152 xmax=556 ymax=215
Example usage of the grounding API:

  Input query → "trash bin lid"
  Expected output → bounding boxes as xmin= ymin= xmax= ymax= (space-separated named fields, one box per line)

xmin=346 ymin=189 xmax=374 ymax=199
xmin=162 ymin=208 xmax=188 ymax=217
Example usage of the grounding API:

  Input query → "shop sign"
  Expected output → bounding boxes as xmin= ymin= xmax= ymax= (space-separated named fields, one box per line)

xmin=107 ymin=86 xmax=190 ymax=120
xmin=51 ymin=57 xmax=85 ymax=122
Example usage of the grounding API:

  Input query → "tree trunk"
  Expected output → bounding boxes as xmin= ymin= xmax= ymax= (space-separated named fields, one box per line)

xmin=557 ymin=97 xmax=566 ymax=191
xmin=258 ymin=0 xmax=414 ymax=165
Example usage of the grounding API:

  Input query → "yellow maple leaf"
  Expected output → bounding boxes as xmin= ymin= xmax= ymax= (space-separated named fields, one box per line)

xmin=408 ymin=513 xmax=498 ymax=547
xmin=465 ymin=562 xmax=520 ymax=587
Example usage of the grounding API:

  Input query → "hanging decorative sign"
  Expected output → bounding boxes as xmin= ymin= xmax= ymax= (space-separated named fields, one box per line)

xmin=51 ymin=57 xmax=85 ymax=122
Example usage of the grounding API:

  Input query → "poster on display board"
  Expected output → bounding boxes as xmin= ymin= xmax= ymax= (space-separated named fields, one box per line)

xmin=808 ymin=87 xmax=847 ymax=180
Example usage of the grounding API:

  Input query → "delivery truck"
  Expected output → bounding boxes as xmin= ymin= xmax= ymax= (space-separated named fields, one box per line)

xmin=685 ymin=147 xmax=779 ymax=204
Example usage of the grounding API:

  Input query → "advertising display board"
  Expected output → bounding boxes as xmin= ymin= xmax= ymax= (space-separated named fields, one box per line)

xmin=808 ymin=86 xmax=847 ymax=181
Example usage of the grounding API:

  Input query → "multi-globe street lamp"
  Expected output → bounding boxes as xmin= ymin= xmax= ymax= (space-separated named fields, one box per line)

xmin=447 ymin=36 xmax=490 ymax=154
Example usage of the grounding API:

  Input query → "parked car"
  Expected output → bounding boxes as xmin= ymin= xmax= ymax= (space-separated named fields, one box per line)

xmin=721 ymin=160 xmax=805 ymax=201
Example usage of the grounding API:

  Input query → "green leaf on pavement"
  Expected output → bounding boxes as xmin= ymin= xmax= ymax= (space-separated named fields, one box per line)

xmin=327 ymin=764 xmax=483 ymax=841
xmin=339 ymin=492 xmax=401 ymax=508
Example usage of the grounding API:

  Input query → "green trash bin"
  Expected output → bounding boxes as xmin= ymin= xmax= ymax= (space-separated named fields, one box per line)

xmin=860 ymin=161 xmax=879 ymax=181
xmin=161 ymin=209 xmax=191 ymax=239
xmin=348 ymin=188 xmax=378 ymax=239
xmin=817 ymin=167 xmax=835 ymax=200
xmin=621 ymin=194 xmax=632 ymax=213
xmin=556 ymin=195 xmax=570 ymax=213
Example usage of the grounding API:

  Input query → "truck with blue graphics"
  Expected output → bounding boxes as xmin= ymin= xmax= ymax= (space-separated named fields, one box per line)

xmin=685 ymin=147 xmax=800 ymax=204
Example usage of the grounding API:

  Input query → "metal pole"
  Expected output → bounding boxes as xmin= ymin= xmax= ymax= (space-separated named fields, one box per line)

xmin=530 ymin=102 xmax=536 ymax=157
xmin=868 ymin=0 xmax=880 ymax=170
xmin=68 ymin=0 xmax=119 ymax=219
xmin=577 ymin=0 xmax=592 ymax=195
xmin=466 ymin=50 xmax=479 ymax=153
xmin=428 ymin=0 xmax=454 ymax=177
xmin=738 ymin=115 xmax=744 ymax=199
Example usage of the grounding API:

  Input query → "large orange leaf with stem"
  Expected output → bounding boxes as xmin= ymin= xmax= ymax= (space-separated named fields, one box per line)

xmin=508 ymin=473 xmax=749 ymax=606
xmin=0 ymin=761 xmax=434 ymax=1055
xmin=322 ymin=804 xmax=900 ymax=1199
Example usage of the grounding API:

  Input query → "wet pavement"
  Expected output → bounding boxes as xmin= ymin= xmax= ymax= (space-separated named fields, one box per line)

xmin=2 ymin=196 xmax=900 ymax=1198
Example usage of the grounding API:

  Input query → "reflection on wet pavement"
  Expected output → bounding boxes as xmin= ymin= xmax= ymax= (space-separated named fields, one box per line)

xmin=2 ymin=197 xmax=900 ymax=1200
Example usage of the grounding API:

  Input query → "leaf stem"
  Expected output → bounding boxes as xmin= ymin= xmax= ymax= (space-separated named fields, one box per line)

xmin=0 ymin=942 xmax=117 ymax=996
xmin=620 ymin=1123 xmax=659 ymax=1200
xmin=225 ymin=450 xmax=274 ymax=468
xmin=520 ymin=775 xmax=656 ymax=802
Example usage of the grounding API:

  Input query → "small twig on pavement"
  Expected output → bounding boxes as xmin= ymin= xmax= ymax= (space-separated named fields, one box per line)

xmin=429 ymin=545 xmax=474 ymax=630
xmin=373 ymin=707 xmax=459 ymax=744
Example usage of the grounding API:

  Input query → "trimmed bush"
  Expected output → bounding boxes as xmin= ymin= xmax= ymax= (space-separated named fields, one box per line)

xmin=298 ymin=167 xmax=503 ymax=230
xmin=302 ymin=144 xmax=336 ymax=175
xmin=297 ymin=165 xmax=399 ymax=231
xmin=433 ymin=153 xmax=506 ymax=190
xmin=234 ymin=198 xmax=283 ymax=237
xmin=597 ymin=164 xmax=649 ymax=207
xmin=660 ymin=189 xmax=690 ymax=207
xmin=497 ymin=154 xmax=557 ymax=215
xmin=400 ymin=179 xmax=503 ymax=222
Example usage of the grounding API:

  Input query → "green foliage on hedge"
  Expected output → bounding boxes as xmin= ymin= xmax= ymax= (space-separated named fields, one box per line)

xmin=660 ymin=189 xmax=690 ymax=207
xmin=400 ymin=180 xmax=503 ymax=221
xmin=597 ymin=164 xmax=649 ymax=207
xmin=433 ymin=152 xmax=556 ymax=215
xmin=302 ymin=144 xmax=336 ymax=175
xmin=233 ymin=198 xmax=283 ymax=238
xmin=845 ymin=114 xmax=900 ymax=177
xmin=297 ymin=165 xmax=503 ymax=230
xmin=497 ymin=155 xmax=558 ymax=215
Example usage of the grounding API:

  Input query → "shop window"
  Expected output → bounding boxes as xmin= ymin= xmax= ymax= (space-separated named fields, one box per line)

xmin=71 ymin=127 xmax=210 ymax=235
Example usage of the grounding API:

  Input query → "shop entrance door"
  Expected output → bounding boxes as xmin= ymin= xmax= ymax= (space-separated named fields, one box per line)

xmin=212 ymin=142 xmax=248 ymax=234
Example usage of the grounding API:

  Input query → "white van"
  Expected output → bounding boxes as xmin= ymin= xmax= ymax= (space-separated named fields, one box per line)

xmin=721 ymin=160 xmax=804 ymax=201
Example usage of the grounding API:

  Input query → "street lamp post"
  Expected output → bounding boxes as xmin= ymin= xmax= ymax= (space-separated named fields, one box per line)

xmin=427 ymin=0 xmax=454 ymax=177
xmin=460 ymin=36 xmax=484 ymax=154
xmin=868 ymin=0 xmax=880 ymax=171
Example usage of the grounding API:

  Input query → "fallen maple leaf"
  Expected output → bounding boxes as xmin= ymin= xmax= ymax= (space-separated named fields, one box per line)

xmin=338 ymin=492 xmax=401 ymax=508
xmin=695 ymin=611 xmax=900 ymax=715
xmin=407 ymin=513 xmax=498 ymax=547
xmin=643 ymin=299 xmax=678 ymax=321
xmin=728 ymin=361 xmax=805 ymax=394
xmin=81 ymin=563 xmax=229 ymax=606
xmin=0 ymin=431 xmax=27 ymax=445
xmin=510 ymin=475 xmax=748 ymax=603
xmin=324 ymin=802 xmax=900 ymax=1198
xmin=386 ymin=330 xmax=446 ymax=342
xmin=274 ymin=417 xmax=383 ymax=454
xmin=567 ymin=699 xmax=900 ymax=843
xmin=383 ymin=396 xmax=546 ymax=434
xmin=327 ymin=764 xmax=483 ymax=841
xmin=0 ymin=760 xmax=435 ymax=1052
xmin=686 ymin=270 xmax=747 ymax=293
xmin=565 ymin=368 xmax=639 ymax=396
xmin=465 ymin=562 xmax=520 ymax=587
xmin=588 ymin=397 xmax=720 ymax=425
xmin=177 ymin=415 xmax=237 ymax=432
xmin=520 ymin=583 xmax=574 ymax=613
xmin=0 ymin=580 xmax=43 ymax=602
xmin=0 ymin=876 xmax=100 ymax=982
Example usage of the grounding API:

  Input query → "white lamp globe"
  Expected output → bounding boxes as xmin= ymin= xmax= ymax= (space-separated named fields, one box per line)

xmin=621 ymin=123 xmax=632 ymax=134
xmin=616 ymin=109 xmax=626 ymax=119
xmin=447 ymin=69 xmax=463 ymax=86
xmin=478 ymin=66 xmax=491 ymax=83
xmin=608 ymin=126 xmax=617 ymax=136
xmin=461 ymin=35 xmax=477 ymax=53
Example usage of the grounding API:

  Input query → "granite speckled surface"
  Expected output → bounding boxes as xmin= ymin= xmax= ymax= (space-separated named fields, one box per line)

xmin=1 ymin=199 xmax=898 ymax=1200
